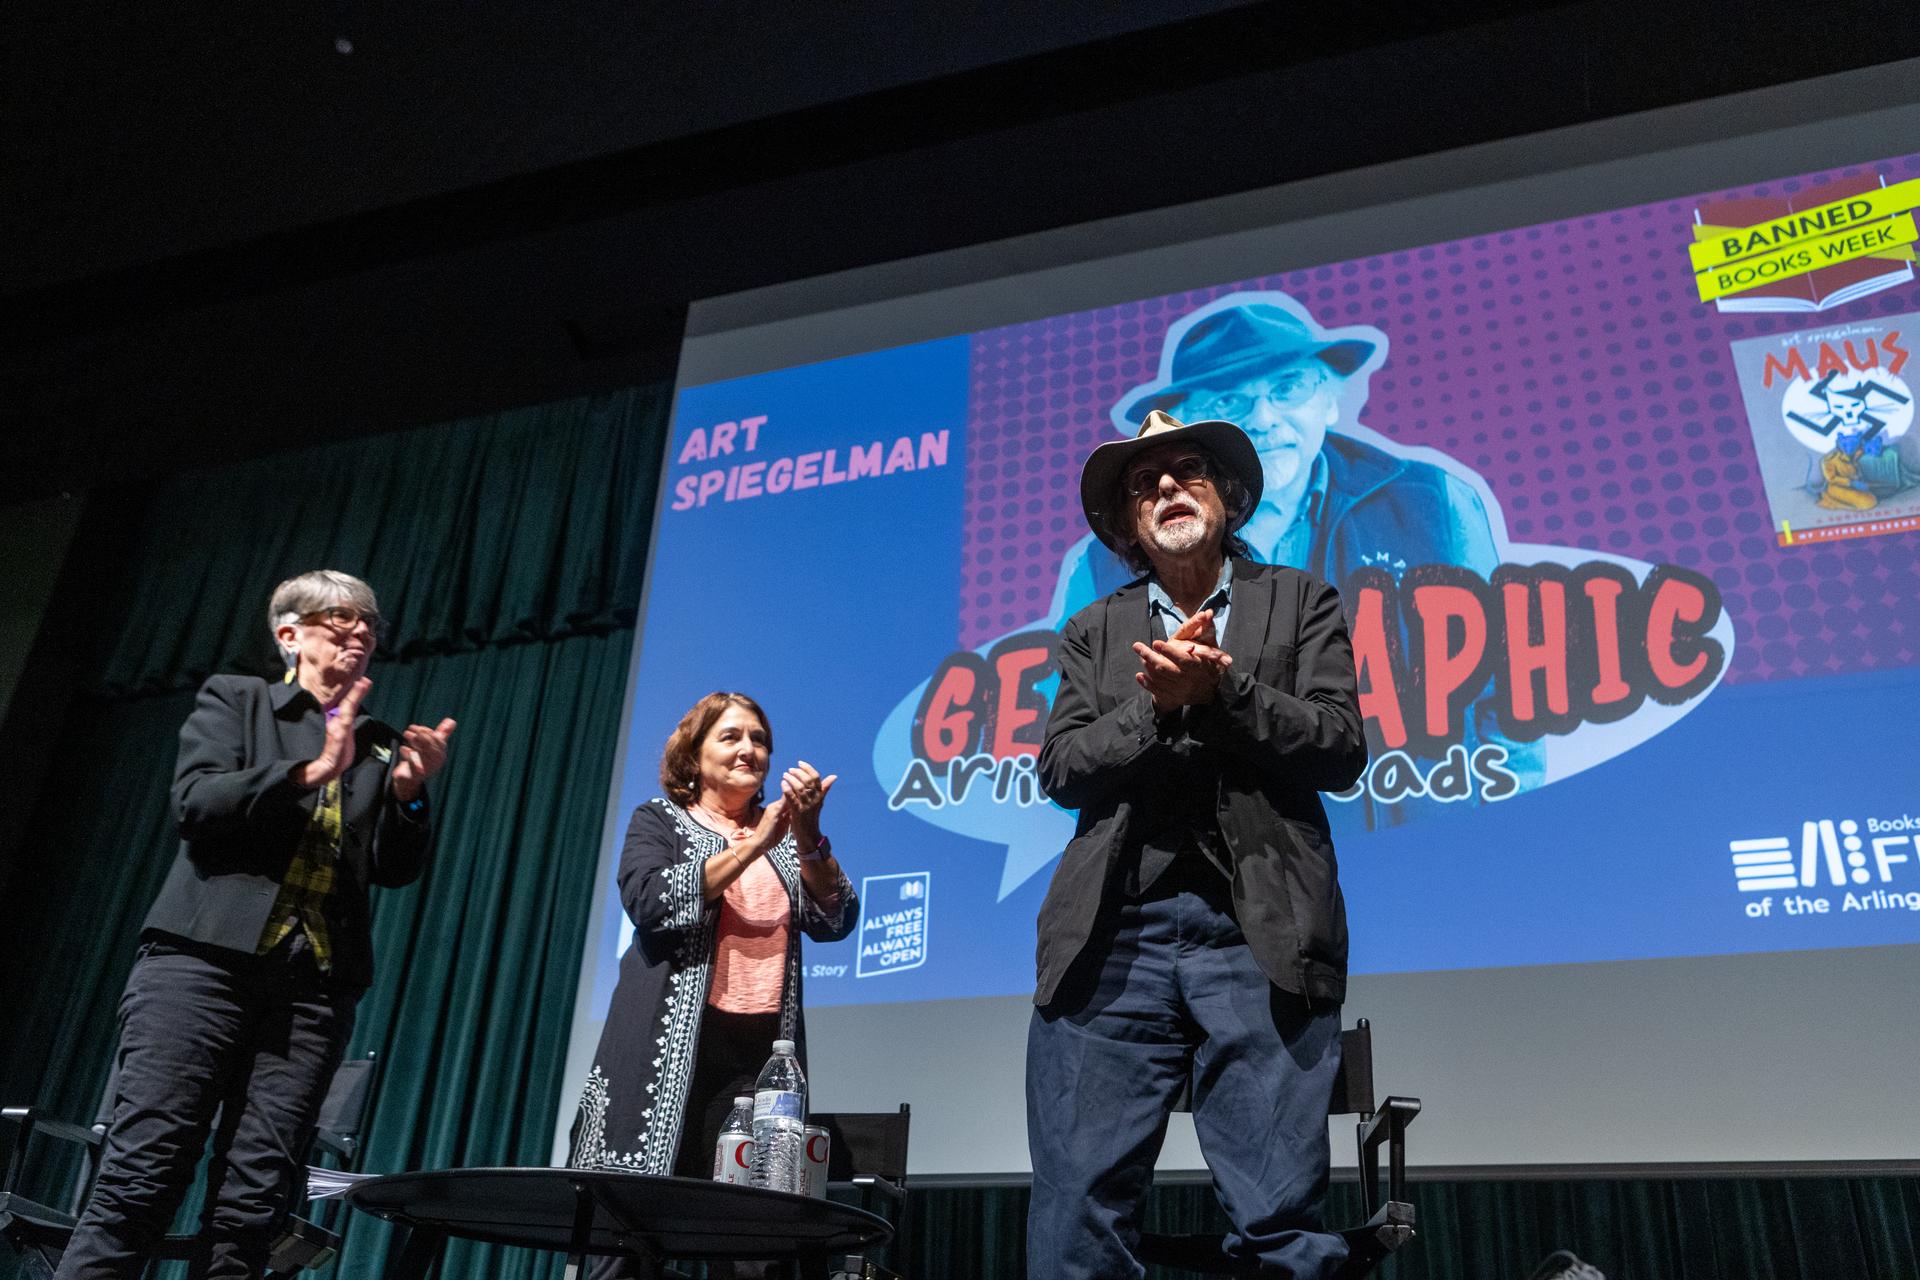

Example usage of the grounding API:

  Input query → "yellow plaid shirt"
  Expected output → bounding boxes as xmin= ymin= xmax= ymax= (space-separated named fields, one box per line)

xmin=257 ymin=776 xmax=343 ymax=970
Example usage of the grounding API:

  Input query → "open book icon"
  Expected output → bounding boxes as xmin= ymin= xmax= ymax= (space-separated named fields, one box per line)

xmin=1695 ymin=174 xmax=1914 ymax=313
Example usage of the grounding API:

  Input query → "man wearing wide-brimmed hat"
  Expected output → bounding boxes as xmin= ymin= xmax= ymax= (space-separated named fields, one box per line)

xmin=1026 ymin=409 xmax=1368 ymax=1280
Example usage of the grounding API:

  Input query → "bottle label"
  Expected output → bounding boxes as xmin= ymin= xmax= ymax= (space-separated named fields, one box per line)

xmin=801 ymin=1126 xmax=830 ymax=1198
xmin=754 ymin=1089 xmax=803 ymax=1122
xmin=714 ymin=1133 xmax=754 ymax=1184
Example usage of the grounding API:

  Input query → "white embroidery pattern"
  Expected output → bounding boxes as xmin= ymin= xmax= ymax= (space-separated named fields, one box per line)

xmin=634 ymin=799 xmax=725 ymax=1173
xmin=569 ymin=1065 xmax=613 ymax=1170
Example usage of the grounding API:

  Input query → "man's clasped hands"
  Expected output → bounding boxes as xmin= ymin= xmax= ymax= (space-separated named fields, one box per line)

xmin=1131 ymin=609 xmax=1233 ymax=716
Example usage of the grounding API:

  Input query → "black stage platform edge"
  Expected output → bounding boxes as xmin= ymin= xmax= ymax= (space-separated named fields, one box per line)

xmin=899 ymin=1158 xmax=1920 ymax=1189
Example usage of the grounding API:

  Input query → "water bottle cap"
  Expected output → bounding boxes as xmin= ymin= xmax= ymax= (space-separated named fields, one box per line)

xmin=772 ymin=1039 xmax=796 ymax=1054
xmin=735 ymin=1095 xmax=752 ymax=1105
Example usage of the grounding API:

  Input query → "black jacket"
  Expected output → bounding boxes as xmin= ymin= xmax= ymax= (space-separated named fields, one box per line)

xmin=142 ymin=674 xmax=434 ymax=989
xmin=1034 ymin=558 xmax=1367 ymax=1007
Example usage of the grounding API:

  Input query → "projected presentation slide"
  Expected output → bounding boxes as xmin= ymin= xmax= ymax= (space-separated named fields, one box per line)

xmin=591 ymin=149 xmax=1920 ymax=1020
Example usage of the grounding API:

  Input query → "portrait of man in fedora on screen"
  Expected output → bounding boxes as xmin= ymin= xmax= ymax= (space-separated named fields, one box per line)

xmin=1048 ymin=289 xmax=1540 ymax=816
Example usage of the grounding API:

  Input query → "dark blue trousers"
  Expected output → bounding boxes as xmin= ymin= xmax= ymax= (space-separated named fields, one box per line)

xmin=1026 ymin=870 xmax=1347 ymax=1279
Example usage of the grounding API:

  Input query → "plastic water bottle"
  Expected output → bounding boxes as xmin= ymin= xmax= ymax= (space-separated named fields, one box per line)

xmin=749 ymin=1038 xmax=807 ymax=1192
xmin=712 ymin=1094 xmax=754 ymax=1184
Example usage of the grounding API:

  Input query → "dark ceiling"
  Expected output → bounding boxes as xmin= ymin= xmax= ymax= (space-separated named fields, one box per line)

xmin=6 ymin=0 xmax=1916 ymax=505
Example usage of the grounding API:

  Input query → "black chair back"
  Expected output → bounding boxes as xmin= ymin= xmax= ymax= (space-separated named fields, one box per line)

xmin=810 ymin=1105 xmax=910 ymax=1186
xmin=313 ymin=1054 xmax=378 ymax=1160
xmin=1169 ymin=1019 xmax=1374 ymax=1118
xmin=1328 ymin=1020 xmax=1375 ymax=1118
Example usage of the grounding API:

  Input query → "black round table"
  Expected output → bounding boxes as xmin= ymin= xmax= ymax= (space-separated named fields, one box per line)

xmin=344 ymin=1167 xmax=893 ymax=1279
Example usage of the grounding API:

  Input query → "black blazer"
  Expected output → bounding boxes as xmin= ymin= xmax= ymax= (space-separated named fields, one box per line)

xmin=142 ymin=674 xmax=433 ymax=989
xmin=1034 ymin=557 xmax=1367 ymax=1007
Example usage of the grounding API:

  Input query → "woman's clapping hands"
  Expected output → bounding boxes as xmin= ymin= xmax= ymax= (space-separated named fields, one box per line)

xmin=780 ymin=761 xmax=836 ymax=848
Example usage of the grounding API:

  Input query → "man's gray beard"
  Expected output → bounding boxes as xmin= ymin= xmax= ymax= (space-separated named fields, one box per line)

xmin=1147 ymin=513 xmax=1215 ymax=557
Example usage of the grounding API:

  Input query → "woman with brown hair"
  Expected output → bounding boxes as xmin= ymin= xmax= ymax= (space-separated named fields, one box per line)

xmin=569 ymin=691 xmax=856 ymax=1197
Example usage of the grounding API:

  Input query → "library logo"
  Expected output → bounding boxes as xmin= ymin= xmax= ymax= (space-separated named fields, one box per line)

xmin=856 ymin=873 xmax=930 ymax=977
xmin=1735 ymin=821 xmax=1912 ymax=890
xmin=1729 ymin=819 xmax=1920 ymax=917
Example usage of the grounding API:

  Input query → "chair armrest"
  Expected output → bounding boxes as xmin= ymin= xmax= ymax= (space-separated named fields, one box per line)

xmin=4 ymin=1113 xmax=104 ymax=1150
xmin=3 ymin=1108 xmax=106 ymax=1196
xmin=1356 ymin=1096 xmax=1421 ymax=1210
xmin=846 ymin=1174 xmax=907 ymax=1205
xmin=1357 ymin=1096 xmax=1420 ymax=1148
xmin=265 ymin=1214 xmax=343 ymax=1278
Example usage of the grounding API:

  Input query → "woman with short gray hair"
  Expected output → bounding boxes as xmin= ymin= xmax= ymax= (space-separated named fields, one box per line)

xmin=268 ymin=569 xmax=381 ymax=650
xmin=54 ymin=569 xmax=458 ymax=1280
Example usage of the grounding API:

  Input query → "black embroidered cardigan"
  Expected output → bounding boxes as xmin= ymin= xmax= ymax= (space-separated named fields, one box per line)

xmin=569 ymin=797 xmax=858 ymax=1173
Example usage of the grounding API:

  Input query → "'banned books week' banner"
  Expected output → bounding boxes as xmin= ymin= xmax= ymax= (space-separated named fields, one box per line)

xmin=600 ymin=148 xmax=1920 ymax=1011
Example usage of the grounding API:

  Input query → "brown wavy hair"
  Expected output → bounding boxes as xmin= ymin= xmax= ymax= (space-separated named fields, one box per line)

xmin=660 ymin=692 xmax=774 ymax=807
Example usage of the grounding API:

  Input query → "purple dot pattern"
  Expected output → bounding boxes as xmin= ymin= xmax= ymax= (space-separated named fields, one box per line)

xmin=959 ymin=154 xmax=1920 ymax=686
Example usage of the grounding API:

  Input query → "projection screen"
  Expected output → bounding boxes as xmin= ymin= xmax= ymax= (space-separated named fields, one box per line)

xmin=557 ymin=61 xmax=1920 ymax=1179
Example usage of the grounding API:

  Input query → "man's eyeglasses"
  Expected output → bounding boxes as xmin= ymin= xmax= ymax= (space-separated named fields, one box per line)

xmin=1123 ymin=454 xmax=1213 ymax=498
xmin=1191 ymin=366 xmax=1326 ymax=422
xmin=299 ymin=606 xmax=385 ymax=637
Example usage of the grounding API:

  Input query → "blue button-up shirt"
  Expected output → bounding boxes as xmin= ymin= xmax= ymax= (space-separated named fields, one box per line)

xmin=1146 ymin=555 xmax=1234 ymax=641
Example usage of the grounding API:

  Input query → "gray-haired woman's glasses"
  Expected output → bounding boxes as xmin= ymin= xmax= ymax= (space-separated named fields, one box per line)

xmin=299 ymin=606 xmax=386 ymax=639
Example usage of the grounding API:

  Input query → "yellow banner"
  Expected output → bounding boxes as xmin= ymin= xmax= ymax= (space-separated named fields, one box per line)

xmin=1694 ymin=213 xmax=1919 ymax=302
xmin=1689 ymin=176 xmax=1920 ymax=272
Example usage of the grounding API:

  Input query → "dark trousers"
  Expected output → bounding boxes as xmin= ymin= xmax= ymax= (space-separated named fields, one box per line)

xmin=1026 ymin=867 xmax=1348 ymax=1280
xmin=672 ymin=1007 xmax=781 ymax=1180
xmin=589 ymin=1005 xmax=780 ymax=1280
xmin=54 ymin=933 xmax=356 ymax=1280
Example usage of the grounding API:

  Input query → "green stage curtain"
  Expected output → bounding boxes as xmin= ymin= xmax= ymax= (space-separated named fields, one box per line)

xmin=94 ymin=388 xmax=664 ymax=698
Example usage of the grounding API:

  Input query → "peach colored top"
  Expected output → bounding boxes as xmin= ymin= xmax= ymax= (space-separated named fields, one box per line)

xmin=709 ymin=836 xmax=791 ymax=1014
